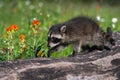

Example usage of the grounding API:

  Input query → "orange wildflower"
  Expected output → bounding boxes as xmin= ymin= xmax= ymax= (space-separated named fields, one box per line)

xmin=20 ymin=34 xmax=25 ymax=40
xmin=22 ymin=46 xmax=27 ymax=51
xmin=32 ymin=19 xmax=40 ymax=26
xmin=6 ymin=24 xmax=18 ymax=32
xmin=96 ymin=5 xmax=100 ymax=11
xmin=10 ymin=24 xmax=18 ymax=31
xmin=37 ymin=51 xmax=44 ymax=57
xmin=6 ymin=27 xmax=11 ymax=33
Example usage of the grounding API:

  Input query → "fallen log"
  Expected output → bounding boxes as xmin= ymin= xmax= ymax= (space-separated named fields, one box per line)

xmin=0 ymin=32 xmax=120 ymax=80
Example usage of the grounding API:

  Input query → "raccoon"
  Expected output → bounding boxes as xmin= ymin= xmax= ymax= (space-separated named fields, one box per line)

xmin=47 ymin=16 xmax=115 ymax=57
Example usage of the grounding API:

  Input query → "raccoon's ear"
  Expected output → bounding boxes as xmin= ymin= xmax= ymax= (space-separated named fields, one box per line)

xmin=60 ymin=25 xmax=66 ymax=33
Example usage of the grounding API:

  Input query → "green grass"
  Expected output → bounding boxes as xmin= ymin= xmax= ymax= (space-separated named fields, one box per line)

xmin=0 ymin=0 xmax=120 ymax=62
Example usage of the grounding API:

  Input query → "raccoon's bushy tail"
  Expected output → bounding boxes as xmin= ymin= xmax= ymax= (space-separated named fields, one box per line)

xmin=105 ymin=27 xmax=115 ymax=45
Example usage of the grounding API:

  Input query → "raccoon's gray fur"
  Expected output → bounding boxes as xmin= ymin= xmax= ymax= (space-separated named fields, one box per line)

xmin=47 ymin=16 xmax=115 ymax=57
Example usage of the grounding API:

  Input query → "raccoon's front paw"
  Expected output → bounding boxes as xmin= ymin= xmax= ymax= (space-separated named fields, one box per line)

xmin=47 ymin=50 xmax=52 ymax=57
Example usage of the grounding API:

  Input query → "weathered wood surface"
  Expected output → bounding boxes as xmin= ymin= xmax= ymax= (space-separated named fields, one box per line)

xmin=0 ymin=32 xmax=120 ymax=80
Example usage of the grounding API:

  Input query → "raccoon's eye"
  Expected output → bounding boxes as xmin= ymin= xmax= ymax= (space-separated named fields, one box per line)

xmin=52 ymin=37 xmax=62 ymax=43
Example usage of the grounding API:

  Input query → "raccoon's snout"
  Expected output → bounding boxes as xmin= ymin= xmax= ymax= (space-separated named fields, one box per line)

xmin=48 ymin=42 xmax=60 ymax=48
xmin=47 ymin=35 xmax=62 ymax=47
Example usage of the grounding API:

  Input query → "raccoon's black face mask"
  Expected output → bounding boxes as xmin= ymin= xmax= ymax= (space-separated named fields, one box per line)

xmin=47 ymin=36 xmax=62 ymax=45
xmin=51 ymin=37 xmax=62 ymax=43
xmin=47 ymin=25 xmax=66 ymax=48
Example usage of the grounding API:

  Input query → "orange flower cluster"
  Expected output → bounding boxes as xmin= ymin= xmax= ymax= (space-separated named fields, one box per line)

xmin=6 ymin=24 xmax=18 ymax=33
xmin=30 ymin=19 xmax=41 ymax=35
xmin=19 ymin=34 xmax=27 ymax=52
xmin=20 ymin=34 xmax=25 ymax=41
xmin=96 ymin=5 xmax=100 ymax=11
xmin=37 ymin=51 xmax=44 ymax=57
xmin=32 ymin=19 xmax=40 ymax=26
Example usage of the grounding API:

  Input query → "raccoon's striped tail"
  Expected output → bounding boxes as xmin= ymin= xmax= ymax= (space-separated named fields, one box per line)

xmin=105 ymin=27 xmax=115 ymax=45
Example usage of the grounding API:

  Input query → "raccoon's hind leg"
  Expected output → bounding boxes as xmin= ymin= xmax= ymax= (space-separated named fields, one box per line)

xmin=94 ymin=27 xmax=115 ymax=50
xmin=93 ymin=33 xmax=111 ymax=51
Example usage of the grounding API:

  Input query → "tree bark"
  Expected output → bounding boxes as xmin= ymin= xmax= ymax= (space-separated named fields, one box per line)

xmin=0 ymin=32 xmax=120 ymax=80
